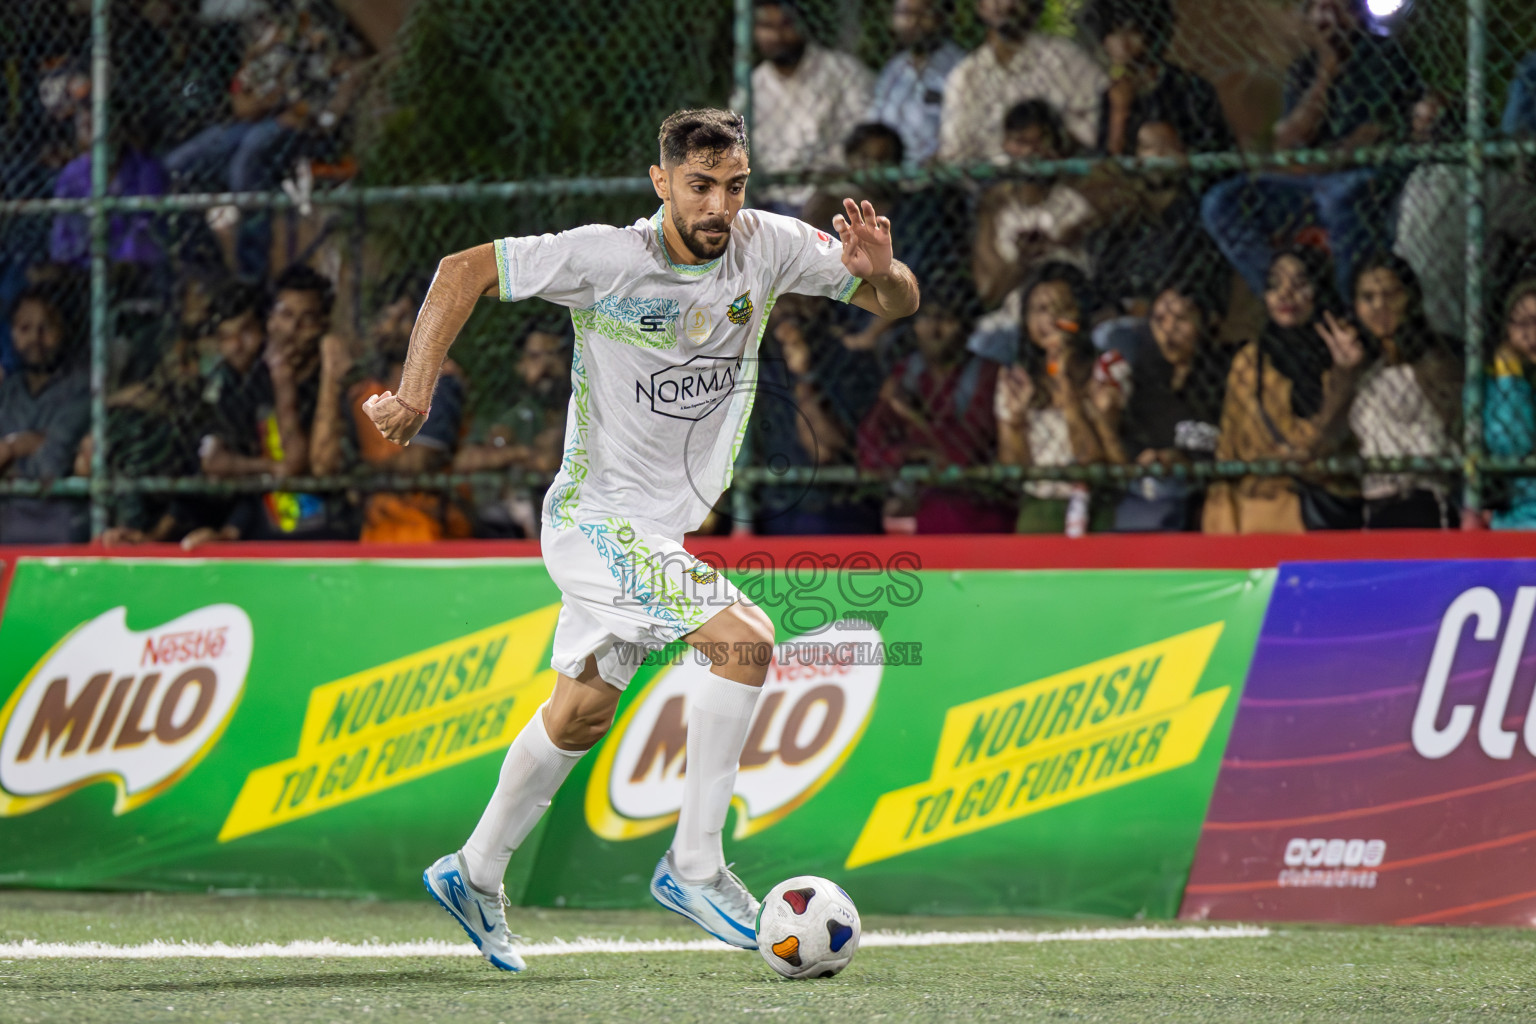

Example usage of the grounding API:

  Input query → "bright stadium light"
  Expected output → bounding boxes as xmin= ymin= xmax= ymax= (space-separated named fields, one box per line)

xmin=1367 ymin=0 xmax=1410 ymax=20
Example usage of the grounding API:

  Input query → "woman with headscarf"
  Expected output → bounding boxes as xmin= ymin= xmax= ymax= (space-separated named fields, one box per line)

xmin=1318 ymin=252 xmax=1462 ymax=528
xmin=1202 ymin=247 xmax=1362 ymax=533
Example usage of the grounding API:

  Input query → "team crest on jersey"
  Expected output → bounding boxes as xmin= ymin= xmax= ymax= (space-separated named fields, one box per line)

xmin=726 ymin=291 xmax=754 ymax=325
xmin=688 ymin=565 xmax=719 ymax=585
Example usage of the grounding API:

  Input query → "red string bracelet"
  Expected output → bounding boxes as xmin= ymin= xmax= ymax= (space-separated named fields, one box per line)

xmin=393 ymin=394 xmax=430 ymax=417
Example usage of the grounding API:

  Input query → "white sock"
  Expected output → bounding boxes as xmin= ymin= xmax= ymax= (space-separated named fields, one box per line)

xmin=461 ymin=704 xmax=584 ymax=894
xmin=671 ymin=677 xmax=762 ymax=881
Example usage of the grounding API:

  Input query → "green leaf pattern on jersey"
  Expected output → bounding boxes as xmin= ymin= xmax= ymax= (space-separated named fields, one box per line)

xmin=578 ymin=518 xmax=710 ymax=633
xmin=547 ymin=331 xmax=591 ymax=529
xmin=722 ymin=289 xmax=777 ymax=491
xmin=570 ymin=295 xmax=680 ymax=350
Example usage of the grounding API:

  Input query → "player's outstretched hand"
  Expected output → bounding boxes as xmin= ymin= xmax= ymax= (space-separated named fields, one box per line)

xmin=833 ymin=198 xmax=893 ymax=281
xmin=363 ymin=390 xmax=428 ymax=446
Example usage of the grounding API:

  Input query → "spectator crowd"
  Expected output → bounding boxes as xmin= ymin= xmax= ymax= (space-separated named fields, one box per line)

xmin=4 ymin=0 xmax=1536 ymax=543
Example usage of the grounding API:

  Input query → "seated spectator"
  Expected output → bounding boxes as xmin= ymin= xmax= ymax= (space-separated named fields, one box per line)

xmin=1097 ymin=272 xmax=1231 ymax=531
xmin=49 ymin=117 xmax=169 ymax=271
xmin=1089 ymin=119 xmax=1227 ymax=320
xmin=1483 ymin=276 xmax=1536 ymax=530
xmin=0 ymin=285 xmax=90 ymax=543
xmin=937 ymin=0 xmax=1106 ymax=164
xmin=165 ymin=10 xmax=362 ymax=276
xmin=455 ymin=322 xmax=571 ymax=537
xmin=1316 ymin=253 xmax=1461 ymax=528
xmin=317 ymin=280 xmax=472 ymax=542
xmin=1397 ymin=92 xmax=1536 ymax=337
xmin=1201 ymin=0 xmax=1422 ymax=299
xmin=165 ymin=15 xmax=303 ymax=195
xmin=867 ymin=0 xmax=966 ymax=165
xmin=745 ymin=0 xmax=874 ymax=212
xmin=1202 ymin=248 xmax=1361 ymax=533
xmin=90 ymin=273 xmax=220 ymax=545
xmin=185 ymin=264 xmax=356 ymax=545
xmin=973 ymin=100 xmax=1094 ymax=308
xmin=755 ymin=294 xmax=883 ymax=534
xmin=107 ymin=277 xmax=268 ymax=544
xmin=1082 ymin=0 xmax=1232 ymax=157
xmin=805 ymin=123 xmax=966 ymax=372
xmin=994 ymin=262 xmax=1114 ymax=533
xmin=857 ymin=277 xmax=1012 ymax=533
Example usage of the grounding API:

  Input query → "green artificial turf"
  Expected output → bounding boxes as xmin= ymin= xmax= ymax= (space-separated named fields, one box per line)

xmin=1 ymin=891 xmax=1533 ymax=1023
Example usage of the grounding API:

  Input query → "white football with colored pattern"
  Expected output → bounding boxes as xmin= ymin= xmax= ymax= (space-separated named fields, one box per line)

xmin=754 ymin=875 xmax=861 ymax=979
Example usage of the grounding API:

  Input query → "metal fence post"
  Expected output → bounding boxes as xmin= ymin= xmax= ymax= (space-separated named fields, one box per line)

xmin=88 ymin=0 xmax=112 ymax=538
xmin=1462 ymin=0 xmax=1489 ymax=518
xmin=732 ymin=0 xmax=757 ymax=533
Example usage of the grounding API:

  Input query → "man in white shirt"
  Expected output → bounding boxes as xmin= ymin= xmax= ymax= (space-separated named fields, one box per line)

xmin=868 ymin=0 xmax=967 ymax=164
xmin=366 ymin=108 xmax=919 ymax=974
xmin=747 ymin=0 xmax=875 ymax=210
xmin=937 ymin=0 xmax=1108 ymax=163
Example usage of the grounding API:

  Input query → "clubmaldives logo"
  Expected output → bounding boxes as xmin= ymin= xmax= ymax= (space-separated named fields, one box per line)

xmin=584 ymin=620 xmax=884 ymax=840
xmin=0 ymin=605 xmax=253 ymax=816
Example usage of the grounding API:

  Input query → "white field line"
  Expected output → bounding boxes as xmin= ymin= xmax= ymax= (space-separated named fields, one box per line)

xmin=0 ymin=925 xmax=1268 ymax=961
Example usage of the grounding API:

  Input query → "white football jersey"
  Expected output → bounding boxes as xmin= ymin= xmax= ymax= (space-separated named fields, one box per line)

xmin=495 ymin=206 xmax=860 ymax=537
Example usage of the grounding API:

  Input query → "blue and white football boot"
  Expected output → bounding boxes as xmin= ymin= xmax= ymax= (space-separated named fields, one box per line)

xmin=649 ymin=850 xmax=760 ymax=950
xmin=423 ymin=851 xmax=525 ymax=972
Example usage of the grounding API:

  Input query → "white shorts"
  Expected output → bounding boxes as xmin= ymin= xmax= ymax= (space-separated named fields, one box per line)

xmin=541 ymin=517 xmax=742 ymax=689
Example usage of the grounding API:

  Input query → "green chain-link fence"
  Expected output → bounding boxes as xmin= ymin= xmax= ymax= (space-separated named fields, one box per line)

xmin=1 ymin=0 xmax=1534 ymax=539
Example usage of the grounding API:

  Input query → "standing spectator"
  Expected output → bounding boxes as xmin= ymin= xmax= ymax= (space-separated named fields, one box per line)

xmin=745 ymin=0 xmax=874 ymax=213
xmin=1483 ymin=276 xmax=1536 ymax=530
xmin=868 ymin=0 xmax=966 ymax=165
xmin=973 ymin=101 xmax=1095 ymax=308
xmin=455 ymin=322 xmax=571 ymax=538
xmin=858 ymin=278 xmax=1011 ymax=533
xmin=186 ymin=264 xmax=356 ymax=544
xmin=994 ymin=262 xmax=1115 ymax=533
xmin=1082 ymin=0 xmax=1232 ymax=158
xmin=1200 ymin=0 xmax=1422 ymax=299
xmin=318 ymin=281 xmax=471 ymax=542
xmin=0 ymin=285 xmax=89 ymax=543
xmin=937 ymin=0 xmax=1106 ymax=164
xmin=1202 ymin=248 xmax=1361 ymax=533
xmin=1318 ymin=253 xmax=1461 ymax=528
xmin=1098 ymin=272 xmax=1230 ymax=531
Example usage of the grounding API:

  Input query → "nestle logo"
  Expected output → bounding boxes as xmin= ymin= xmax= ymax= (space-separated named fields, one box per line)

xmin=634 ymin=354 xmax=741 ymax=421
xmin=142 ymin=628 xmax=229 ymax=667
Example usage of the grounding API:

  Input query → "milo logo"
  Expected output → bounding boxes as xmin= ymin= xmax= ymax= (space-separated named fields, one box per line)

xmin=585 ymin=621 xmax=882 ymax=840
xmin=0 ymin=604 xmax=253 ymax=816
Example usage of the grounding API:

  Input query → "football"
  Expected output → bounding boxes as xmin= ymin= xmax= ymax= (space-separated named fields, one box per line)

xmin=755 ymin=875 xmax=861 ymax=979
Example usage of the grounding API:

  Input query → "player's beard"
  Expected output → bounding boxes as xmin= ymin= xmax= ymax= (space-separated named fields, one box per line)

xmin=678 ymin=215 xmax=731 ymax=261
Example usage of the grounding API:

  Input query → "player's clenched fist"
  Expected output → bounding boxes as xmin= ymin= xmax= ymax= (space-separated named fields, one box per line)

xmin=363 ymin=390 xmax=428 ymax=446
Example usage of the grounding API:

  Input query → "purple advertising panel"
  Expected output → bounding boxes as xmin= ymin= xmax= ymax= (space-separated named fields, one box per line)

xmin=1181 ymin=560 xmax=1536 ymax=927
